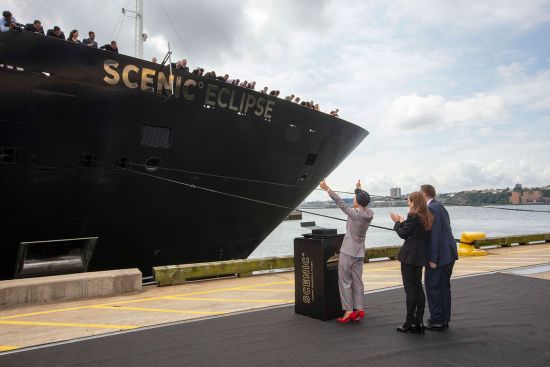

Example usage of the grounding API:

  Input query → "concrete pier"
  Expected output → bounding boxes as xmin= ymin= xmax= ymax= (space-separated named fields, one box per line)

xmin=0 ymin=269 xmax=142 ymax=309
xmin=1 ymin=243 xmax=549 ymax=351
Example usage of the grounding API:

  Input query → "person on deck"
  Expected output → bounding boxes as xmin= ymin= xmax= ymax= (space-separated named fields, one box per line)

xmin=390 ymin=191 xmax=433 ymax=334
xmin=1 ymin=11 xmax=18 ymax=32
xmin=67 ymin=29 xmax=81 ymax=43
xmin=180 ymin=59 xmax=189 ymax=73
xmin=82 ymin=31 xmax=98 ymax=48
xmin=320 ymin=179 xmax=373 ymax=323
xmin=47 ymin=26 xmax=65 ymax=40
xmin=100 ymin=41 xmax=118 ymax=53
xmin=25 ymin=20 xmax=44 ymax=34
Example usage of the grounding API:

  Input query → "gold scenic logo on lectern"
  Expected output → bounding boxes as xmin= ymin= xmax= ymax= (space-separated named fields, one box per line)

xmin=301 ymin=253 xmax=315 ymax=303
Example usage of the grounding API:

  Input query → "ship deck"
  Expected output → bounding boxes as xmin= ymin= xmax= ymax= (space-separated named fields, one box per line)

xmin=1 ymin=243 xmax=550 ymax=365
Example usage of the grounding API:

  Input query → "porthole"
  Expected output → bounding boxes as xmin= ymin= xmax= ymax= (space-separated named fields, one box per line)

xmin=145 ymin=157 xmax=163 ymax=172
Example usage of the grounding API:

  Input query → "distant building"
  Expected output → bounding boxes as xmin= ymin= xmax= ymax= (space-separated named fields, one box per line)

xmin=390 ymin=187 xmax=401 ymax=199
xmin=510 ymin=190 xmax=541 ymax=204
xmin=513 ymin=183 xmax=523 ymax=192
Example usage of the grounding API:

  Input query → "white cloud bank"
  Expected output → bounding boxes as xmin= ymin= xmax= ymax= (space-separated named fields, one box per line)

xmin=387 ymin=0 xmax=550 ymax=30
xmin=316 ymin=158 xmax=550 ymax=200
xmin=382 ymin=93 xmax=508 ymax=130
xmin=381 ymin=62 xmax=550 ymax=132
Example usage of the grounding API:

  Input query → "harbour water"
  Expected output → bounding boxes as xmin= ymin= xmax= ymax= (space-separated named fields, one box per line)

xmin=250 ymin=205 xmax=550 ymax=258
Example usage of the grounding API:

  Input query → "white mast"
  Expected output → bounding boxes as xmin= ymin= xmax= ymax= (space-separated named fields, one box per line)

xmin=122 ymin=0 xmax=146 ymax=59
xmin=135 ymin=0 xmax=144 ymax=59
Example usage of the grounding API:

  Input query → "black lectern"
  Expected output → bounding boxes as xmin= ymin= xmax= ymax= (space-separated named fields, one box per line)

xmin=294 ymin=225 xmax=344 ymax=321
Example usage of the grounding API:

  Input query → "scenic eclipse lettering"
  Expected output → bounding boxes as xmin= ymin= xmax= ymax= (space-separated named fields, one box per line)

xmin=102 ymin=59 xmax=275 ymax=119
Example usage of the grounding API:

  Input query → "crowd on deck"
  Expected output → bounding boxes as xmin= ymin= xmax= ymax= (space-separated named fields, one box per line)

xmin=1 ymin=11 xmax=119 ymax=52
xmin=2 ymin=9 xmax=340 ymax=117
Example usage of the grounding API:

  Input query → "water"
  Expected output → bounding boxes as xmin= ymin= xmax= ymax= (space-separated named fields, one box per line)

xmin=250 ymin=205 xmax=550 ymax=258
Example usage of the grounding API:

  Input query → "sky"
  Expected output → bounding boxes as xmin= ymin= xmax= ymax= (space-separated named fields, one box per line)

xmin=6 ymin=0 xmax=550 ymax=199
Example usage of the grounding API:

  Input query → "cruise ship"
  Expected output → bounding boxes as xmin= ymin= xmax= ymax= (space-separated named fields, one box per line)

xmin=0 ymin=30 xmax=368 ymax=280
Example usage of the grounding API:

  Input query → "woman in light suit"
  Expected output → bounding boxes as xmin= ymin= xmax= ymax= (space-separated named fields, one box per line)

xmin=390 ymin=191 xmax=433 ymax=333
xmin=320 ymin=180 xmax=374 ymax=323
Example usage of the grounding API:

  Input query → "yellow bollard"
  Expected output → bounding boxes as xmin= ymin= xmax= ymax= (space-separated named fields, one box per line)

xmin=458 ymin=232 xmax=488 ymax=257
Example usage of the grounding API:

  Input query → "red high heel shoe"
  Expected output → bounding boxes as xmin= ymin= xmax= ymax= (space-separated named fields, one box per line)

xmin=353 ymin=310 xmax=365 ymax=322
xmin=337 ymin=311 xmax=357 ymax=324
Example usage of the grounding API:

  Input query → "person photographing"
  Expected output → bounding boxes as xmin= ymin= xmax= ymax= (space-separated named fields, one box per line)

xmin=320 ymin=180 xmax=373 ymax=323
xmin=1 ymin=11 xmax=21 ymax=32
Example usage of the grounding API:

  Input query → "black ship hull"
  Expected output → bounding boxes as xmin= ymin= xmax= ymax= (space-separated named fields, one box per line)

xmin=0 ymin=32 xmax=368 ymax=280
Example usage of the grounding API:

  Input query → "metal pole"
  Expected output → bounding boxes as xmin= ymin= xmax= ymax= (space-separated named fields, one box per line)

xmin=135 ymin=0 xmax=144 ymax=59
xmin=168 ymin=42 xmax=174 ymax=95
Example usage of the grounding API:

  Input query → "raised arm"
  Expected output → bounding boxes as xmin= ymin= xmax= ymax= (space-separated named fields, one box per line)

xmin=393 ymin=214 xmax=417 ymax=239
xmin=328 ymin=189 xmax=361 ymax=220
xmin=320 ymin=180 xmax=364 ymax=221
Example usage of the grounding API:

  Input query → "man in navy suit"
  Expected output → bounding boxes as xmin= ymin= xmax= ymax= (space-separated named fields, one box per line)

xmin=420 ymin=184 xmax=458 ymax=330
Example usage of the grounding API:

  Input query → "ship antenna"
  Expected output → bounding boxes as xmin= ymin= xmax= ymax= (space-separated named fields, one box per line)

xmin=168 ymin=42 xmax=174 ymax=96
xmin=156 ymin=44 xmax=174 ymax=103
xmin=122 ymin=0 xmax=146 ymax=59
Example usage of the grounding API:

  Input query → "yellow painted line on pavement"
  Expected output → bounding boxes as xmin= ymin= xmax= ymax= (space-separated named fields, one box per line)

xmin=364 ymin=264 xmax=400 ymax=271
xmin=232 ymin=288 xmax=294 ymax=293
xmin=372 ymin=269 xmax=400 ymax=272
xmin=482 ymin=257 xmax=550 ymax=261
xmin=466 ymin=260 xmax=549 ymax=263
xmin=167 ymin=296 xmax=294 ymax=303
xmin=90 ymin=305 xmax=225 ymax=315
xmin=0 ymin=346 xmax=18 ymax=352
xmin=0 ymin=320 xmax=137 ymax=330
xmin=0 ymin=281 xmax=295 ymax=320
xmin=493 ymin=255 xmax=550 ymax=258
xmin=364 ymin=282 xmax=401 ymax=285
xmin=0 ymin=306 xmax=94 ymax=321
xmin=463 ymin=257 xmax=548 ymax=263
xmin=456 ymin=264 xmax=533 ymax=268
xmin=497 ymin=248 xmax=550 ymax=255
xmin=104 ymin=281 xmax=295 ymax=306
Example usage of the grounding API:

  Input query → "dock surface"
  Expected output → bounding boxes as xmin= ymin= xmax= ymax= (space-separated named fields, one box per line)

xmin=1 ymin=243 xmax=550 ymax=353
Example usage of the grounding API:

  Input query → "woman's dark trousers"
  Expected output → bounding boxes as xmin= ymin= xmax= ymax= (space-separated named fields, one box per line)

xmin=401 ymin=263 xmax=425 ymax=324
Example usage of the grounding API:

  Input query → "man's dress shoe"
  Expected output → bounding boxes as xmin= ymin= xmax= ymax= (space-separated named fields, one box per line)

xmin=426 ymin=320 xmax=445 ymax=331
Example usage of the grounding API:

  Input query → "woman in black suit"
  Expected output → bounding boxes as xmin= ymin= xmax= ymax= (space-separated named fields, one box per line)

xmin=390 ymin=191 xmax=433 ymax=334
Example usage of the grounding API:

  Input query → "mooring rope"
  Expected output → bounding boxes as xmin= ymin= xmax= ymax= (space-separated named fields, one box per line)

xmin=94 ymin=160 xmax=550 ymax=248
xmin=96 ymin=159 xmax=394 ymax=231
xmin=125 ymin=163 xmax=550 ymax=213
xmin=127 ymin=162 xmax=389 ymax=198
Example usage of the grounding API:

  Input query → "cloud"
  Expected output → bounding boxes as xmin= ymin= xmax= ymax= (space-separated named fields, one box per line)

xmin=495 ymin=69 xmax=550 ymax=111
xmin=381 ymin=93 xmax=508 ymax=130
xmin=329 ymin=158 xmax=550 ymax=197
xmin=386 ymin=0 xmax=550 ymax=31
xmin=433 ymin=159 xmax=550 ymax=191
xmin=146 ymin=34 xmax=170 ymax=58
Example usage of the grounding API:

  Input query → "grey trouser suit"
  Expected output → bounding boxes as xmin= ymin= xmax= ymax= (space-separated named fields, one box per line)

xmin=329 ymin=190 xmax=374 ymax=311
xmin=338 ymin=253 xmax=365 ymax=310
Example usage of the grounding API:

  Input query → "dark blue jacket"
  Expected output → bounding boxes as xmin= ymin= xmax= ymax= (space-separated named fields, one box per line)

xmin=428 ymin=200 xmax=458 ymax=266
